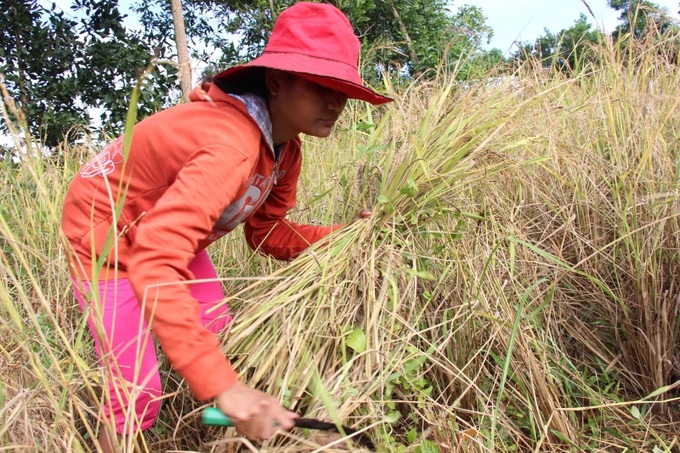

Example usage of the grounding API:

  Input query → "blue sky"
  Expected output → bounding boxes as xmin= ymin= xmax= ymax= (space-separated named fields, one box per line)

xmin=457 ymin=0 xmax=680 ymax=54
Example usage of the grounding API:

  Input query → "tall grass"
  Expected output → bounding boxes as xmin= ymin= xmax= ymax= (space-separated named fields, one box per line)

xmin=1 ymin=31 xmax=679 ymax=452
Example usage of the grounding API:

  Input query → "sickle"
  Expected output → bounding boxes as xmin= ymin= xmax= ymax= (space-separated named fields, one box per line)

xmin=202 ymin=407 xmax=376 ymax=450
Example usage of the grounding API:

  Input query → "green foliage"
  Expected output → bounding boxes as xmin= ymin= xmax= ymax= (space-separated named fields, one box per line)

xmin=513 ymin=14 xmax=604 ymax=70
xmin=345 ymin=0 xmax=492 ymax=79
xmin=0 ymin=1 xmax=86 ymax=146
xmin=182 ymin=0 xmax=494 ymax=81
xmin=132 ymin=0 xmax=239 ymax=73
xmin=0 ymin=0 xmax=178 ymax=147
xmin=513 ymin=1 xmax=680 ymax=71
xmin=608 ymin=0 xmax=677 ymax=38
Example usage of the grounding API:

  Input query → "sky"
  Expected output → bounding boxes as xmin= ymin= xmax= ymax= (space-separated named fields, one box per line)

xmin=455 ymin=0 xmax=680 ymax=54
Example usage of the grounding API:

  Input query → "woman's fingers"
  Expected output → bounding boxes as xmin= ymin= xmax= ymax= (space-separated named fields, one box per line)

xmin=273 ymin=406 xmax=298 ymax=431
xmin=357 ymin=208 xmax=372 ymax=218
xmin=216 ymin=381 xmax=297 ymax=440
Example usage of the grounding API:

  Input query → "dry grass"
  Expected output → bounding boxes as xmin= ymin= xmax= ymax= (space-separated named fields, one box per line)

xmin=2 ymin=30 xmax=680 ymax=452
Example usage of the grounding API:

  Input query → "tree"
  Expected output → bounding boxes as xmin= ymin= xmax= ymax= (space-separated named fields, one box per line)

xmin=445 ymin=5 xmax=495 ymax=79
xmin=74 ymin=0 xmax=180 ymax=135
xmin=512 ymin=14 xmax=603 ymax=71
xmin=0 ymin=0 xmax=86 ymax=146
xmin=131 ymin=0 xmax=238 ymax=75
xmin=170 ymin=0 xmax=192 ymax=100
xmin=608 ymin=0 xmax=676 ymax=38
xmin=607 ymin=0 xmax=679 ymax=65
xmin=332 ymin=0 xmax=493 ymax=79
xmin=0 ymin=0 xmax=178 ymax=147
xmin=151 ymin=0 xmax=494 ymax=80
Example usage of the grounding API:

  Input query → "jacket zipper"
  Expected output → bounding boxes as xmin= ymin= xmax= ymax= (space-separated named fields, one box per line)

xmin=273 ymin=144 xmax=283 ymax=186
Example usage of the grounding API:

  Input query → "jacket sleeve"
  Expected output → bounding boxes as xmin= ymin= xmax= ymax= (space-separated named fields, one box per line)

xmin=128 ymin=144 xmax=255 ymax=401
xmin=244 ymin=140 xmax=342 ymax=260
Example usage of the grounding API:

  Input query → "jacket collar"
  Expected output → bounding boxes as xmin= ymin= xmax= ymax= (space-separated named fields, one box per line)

xmin=189 ymin=82 xmax=279 ymax=158
xmin=228 ymin=93 xmax=275 ymax=154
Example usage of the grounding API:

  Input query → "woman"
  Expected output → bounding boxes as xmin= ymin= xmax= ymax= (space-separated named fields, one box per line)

xmin=61 ymin=2 xmax=390 ymax=451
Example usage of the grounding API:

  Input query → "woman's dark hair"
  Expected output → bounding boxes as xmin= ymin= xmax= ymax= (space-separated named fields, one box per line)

xmin=204 ymin=67 xmax=268 ymax=97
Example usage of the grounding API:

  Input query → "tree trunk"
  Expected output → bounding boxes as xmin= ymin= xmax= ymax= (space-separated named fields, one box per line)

xmin=170 ymin=0 xmax=192 ymax=101
xmin=390 ymin=2 xmax=419 ymax=64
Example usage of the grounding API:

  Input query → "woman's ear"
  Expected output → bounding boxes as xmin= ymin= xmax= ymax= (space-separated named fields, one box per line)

xmin=265 ymin=69 xmax=293 ymax=96
xmin=265 ymin=69 xmax=282 ymax=96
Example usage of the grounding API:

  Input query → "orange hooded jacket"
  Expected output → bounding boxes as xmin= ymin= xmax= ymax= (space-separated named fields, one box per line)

xmin=61 ymin=82 xmax=340 ymax=400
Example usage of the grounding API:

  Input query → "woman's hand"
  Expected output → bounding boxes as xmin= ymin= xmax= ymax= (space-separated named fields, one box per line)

xmin=215 ymin=381 xmax=298 ymax=440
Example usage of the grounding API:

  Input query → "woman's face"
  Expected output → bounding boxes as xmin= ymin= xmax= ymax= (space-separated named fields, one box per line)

xmin=267 ymin=70 xmax=348 ymax=145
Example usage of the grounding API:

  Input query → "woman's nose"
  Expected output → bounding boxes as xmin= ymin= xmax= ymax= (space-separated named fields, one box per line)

xmin=327 ymin=91 xmax=347 ymax=112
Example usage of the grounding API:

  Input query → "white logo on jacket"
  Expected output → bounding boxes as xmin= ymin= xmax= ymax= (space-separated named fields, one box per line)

xmin=80 ymin=137 xmax=125 ymax=178
xmin=207 ymin=170 xmax=283 ymax=241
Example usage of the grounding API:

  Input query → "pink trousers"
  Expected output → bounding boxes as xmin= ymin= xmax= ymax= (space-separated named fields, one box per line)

xmin=72 ymin=250 xmax=232 ymax=434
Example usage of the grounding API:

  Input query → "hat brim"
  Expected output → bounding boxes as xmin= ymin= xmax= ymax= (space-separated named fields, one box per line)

xmin=293 ymin=72 xmax=392 ymax=106
xmin=214 ymin=53 xmax=392 ymax=105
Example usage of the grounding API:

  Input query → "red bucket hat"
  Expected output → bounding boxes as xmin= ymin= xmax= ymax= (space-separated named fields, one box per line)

xmin=214 ymin=2 xmax=391 ymax=105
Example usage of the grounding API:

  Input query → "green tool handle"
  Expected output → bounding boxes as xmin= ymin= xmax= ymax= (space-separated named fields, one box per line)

xmin=202 ymin=407 xmax=284 ymax=428
xmin=202 ymin=407 xmax=234 ymax=427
